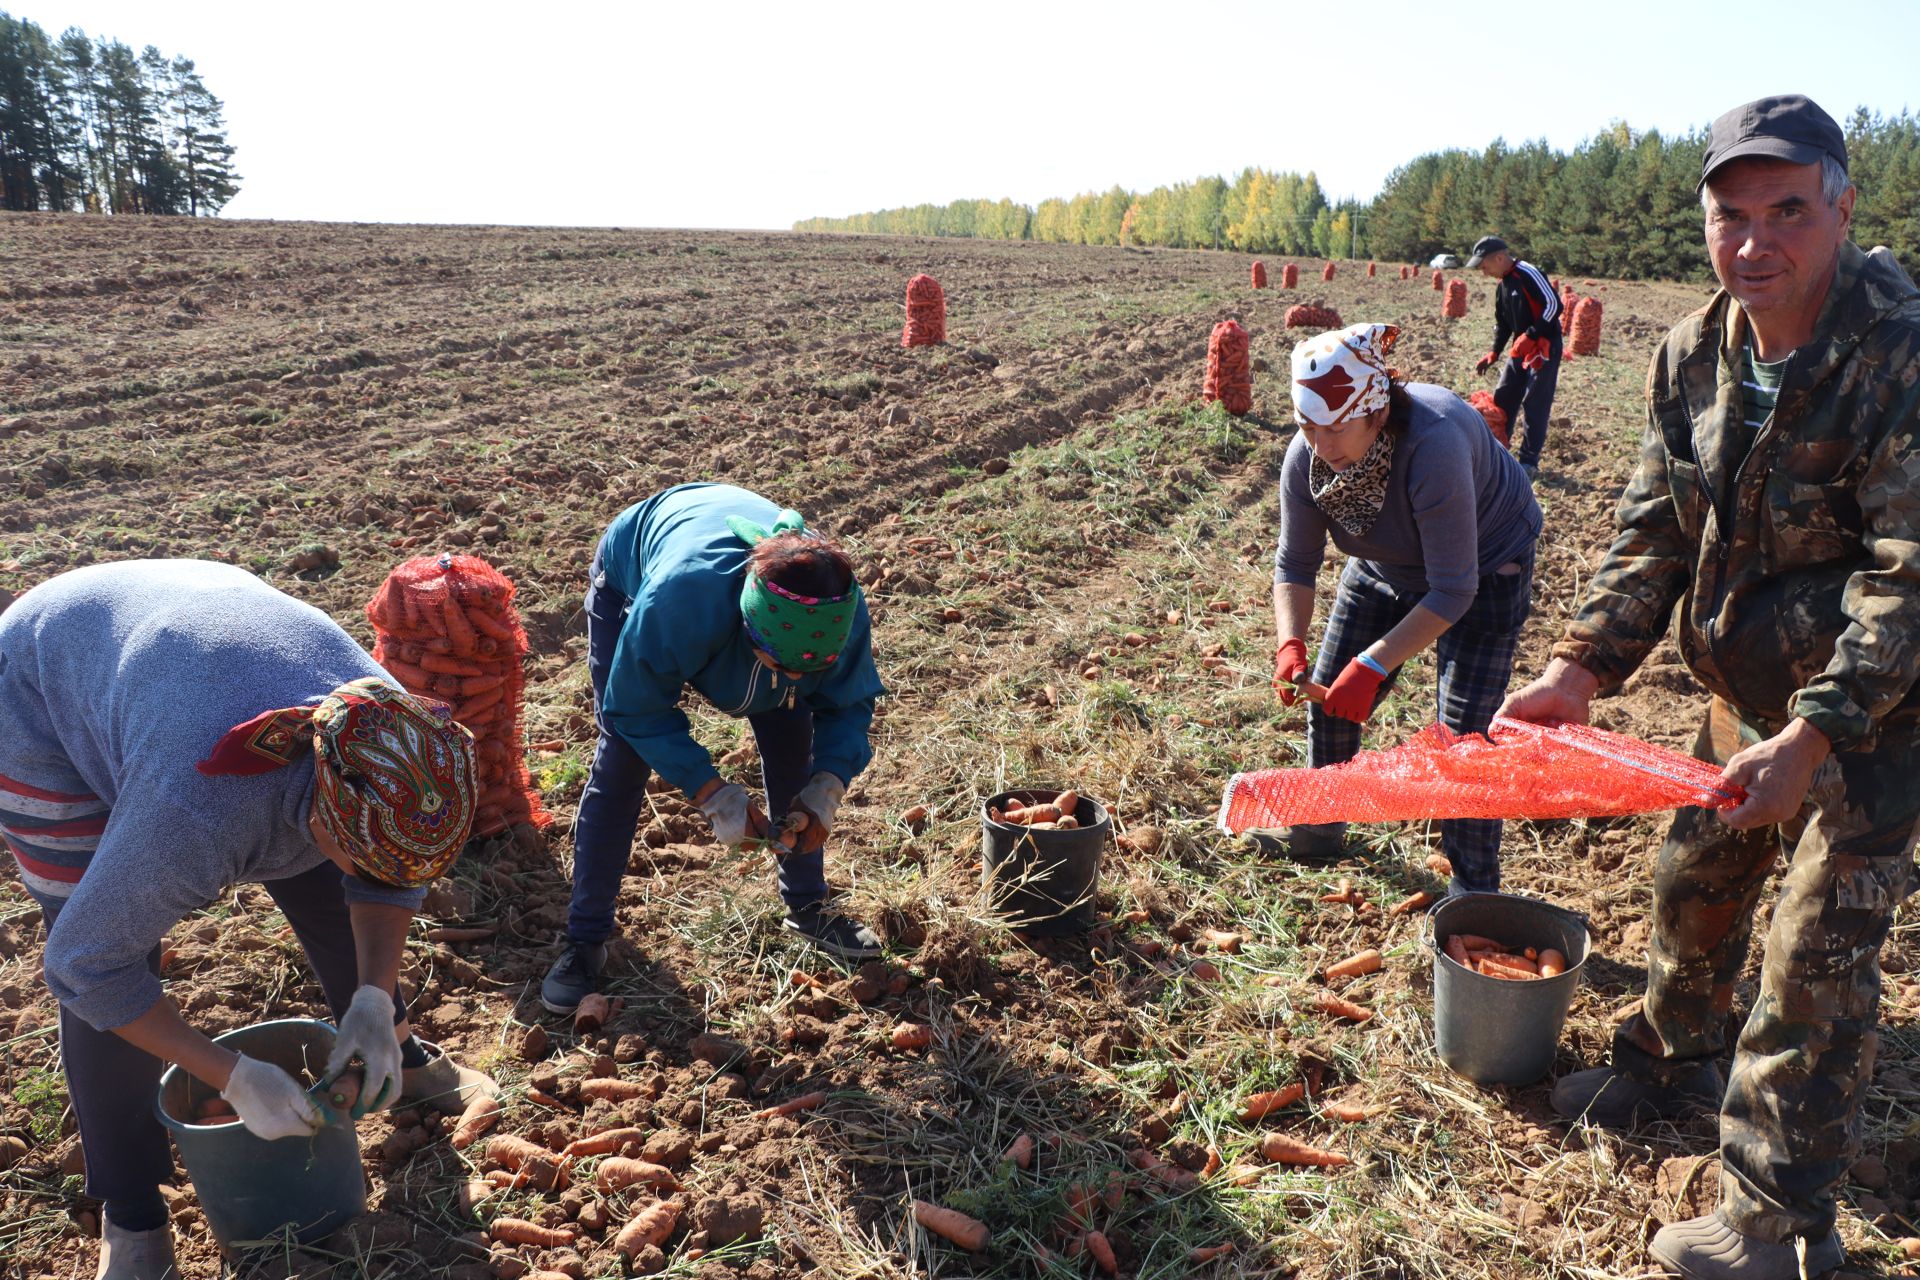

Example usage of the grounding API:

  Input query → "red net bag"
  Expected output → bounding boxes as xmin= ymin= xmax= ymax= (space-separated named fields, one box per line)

xmin=1283 ymin=305 xmax=1343 ymax=330
xmin=1467 ymin=389 xmax=1509 ymax=446
xmin=1431 ymin=268 xmax=1444 ymax=290
xmin=1367 ymin=261 xmax=1377 ymax=278
xmin=1251 ymin=260 xmax=1268 ymax=289
xmin=1321 ymin=261 xmax=1336 ymax=282
xmin=1560 ymin=285 xmax=1578 ymax=335
xmin=1282 ymin=262 xmax=1300 ymax=289
xmin=1203 ymin=319 xmax=1253 ymax=416
xmin=1399 ymin=266 xmax=1410 ymax=280
xmin=902 ymin=273 xmax=946 ymax=347
xmin=1570 ymin=296 xmax=1603 ymax=356
xmin=1218 ymin=717 xmax=1742 ymax=831
xmin=367 ymin=554 xmax=551 ymax=839
xmin=1442 ymin=279 xmax=1468 ymax=318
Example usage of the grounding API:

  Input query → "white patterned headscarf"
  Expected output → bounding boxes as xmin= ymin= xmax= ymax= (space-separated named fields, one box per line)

xmin=1291 ymin=323 xmax=1401 ymax=426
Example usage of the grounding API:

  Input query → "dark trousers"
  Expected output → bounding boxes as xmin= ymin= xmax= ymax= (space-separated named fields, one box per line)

xmin=565 ymin=550 xmax=828 ymax=945
xmin=1610 ymin=704 xmax=1920 ymax=1242
xmin=1492 ymin=350 xmax=1560 ymax=467
xmin=36 ymin=860 xmax=385 ymax=1208
xmin=1304 ymin=556 xmax=1533 ymax=892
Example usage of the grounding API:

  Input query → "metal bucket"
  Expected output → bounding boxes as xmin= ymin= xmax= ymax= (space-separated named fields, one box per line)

xmin=980 ymin=788 xmax=1108 ymax=936
xmin=1428 ymin=892 xmax=1591 ymax=1086
xmin=156 ymin=1018 xmax=366 ymax=1249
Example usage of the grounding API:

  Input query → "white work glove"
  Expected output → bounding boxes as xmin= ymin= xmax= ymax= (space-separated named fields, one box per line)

xmin=325 ymin=985 xmax=403 ymax=1118
xmin=791 ymin=772 xmax=847 ymax=832
xmin=699 ymin=782 xmax=755 ymax=848
xmin=223 ymin=1054 xmax=324 ymax=1141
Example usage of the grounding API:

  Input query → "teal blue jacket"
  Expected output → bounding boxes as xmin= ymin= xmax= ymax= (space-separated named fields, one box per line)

xmin=597 ymin=483 xmax=885 ymax=797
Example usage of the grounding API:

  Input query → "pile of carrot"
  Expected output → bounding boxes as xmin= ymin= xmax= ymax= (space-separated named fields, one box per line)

xmin=1468 ymin=389 xmax=1510 ymax=447
xmin=1443 ymin=932 xmax=1568 ymax=981
xmin=1443 ymin=279 xmax=1469 ymax=319
xmin=1203 ymin=320 xmax=1253 ymax=417
xmin=988 ymin=788 xmax=1082 ymax=830
xmin=902 ymin=273 xmax=946 ymax=347
xmin=366 ymin=554 xmax=551 ymax=838
xmin=1570 ymin=296 xmax=1603 ymax=356
xmin=1283 ymin=305 xmax=1343 ymax=330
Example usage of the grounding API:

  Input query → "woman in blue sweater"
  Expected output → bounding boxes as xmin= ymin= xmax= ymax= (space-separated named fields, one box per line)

xmin=1268 ymin=323 xmax=1542 ymax=893
xmin=542 ymin=483 xmax=888 ymax=1012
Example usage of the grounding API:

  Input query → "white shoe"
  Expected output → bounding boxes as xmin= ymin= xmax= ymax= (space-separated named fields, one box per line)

xmin=97 ymin=1220 xmax=178 ymax=1280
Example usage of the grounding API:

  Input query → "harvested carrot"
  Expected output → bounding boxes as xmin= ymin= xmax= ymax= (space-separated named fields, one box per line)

xmin=612 ymin=1198 xmax=681 ymax=1257
xmin=1189 ymin=1243 xmax=1235 ymax=1262
xmin=1054 ymin=789 xmax=1080 ymax=817
xmin=1389 ymin=891 xmax=1434 ymax=916
xmin=1324 ymin=948 xmax=1383 ymax=980
xmin=573 ymin=992 xmax=613 ymax=1035
xmin=1538 ymin=948 xmax=1567 ymax=978
xmin=1479 ymin=956 xmax=1543 ymax=981
xmin=1190 ymin=959 xmax=1223 ymax=981
xmin=451 ymin=1094 xmax=502 ymax=1147
xmin=756 ymin=1090 xmax=827 ymax=1119
xmin=458 ymin=1178 xmax=495 ymax=1213
xmin=1444 ymin=935 xmax=1471 ymax=966
xmin=1003 ymin=1133 xmax=1035 ymax=1170
xmin=1237 ymin=1083 xmax=1305 ymax=1123
xmin=1201 ymin=928 xmax=1243 ymax=954
xmin=524 ymin=1087 xmax=567 ymax=1110
xmin=1084 ymin=1229 xmax=1118 ymax=1275
xmin=424 ymin=924 xmax=497 ymax=943
xmin=1318 ymin=878 xmax=1361 ymax=905
xmin=489 ymin=1217 xmax=575 ymax=1248
xmin=484 ymin=1135 xmax=568 ymax=1190
xmin=1322 ymin=1100 xmax=1379 ymax=1122
xmin=324 ymin=1068 xmax=364 ymax=1113
xmin=891 ymin=1022 xmax=933 ymax=1051
xmin=1260 ymin=1132 xmax=1350 ymax=1167
xmin=1202 ymin=1146 xmax=1223 ymax=1177
xmin=578 ymin=1078 xmax=647 ymax=1102
xmin=1484 ymin=951 xmax=1539 ymax=973
xmin=1425 ymin=853 xmax=1453 ymax=877
xmin=913 ymin=1200 xmax=990 ymax=1252
xmin=596 ymin=1157 xmax=680 ymax=1192
xmin=1101 ymin=1171 xmax=1126 ymax=1210
xmin=1451 ymin=933 xmax=1505 ymax=953
xmin=1313 ymin=992 xmax=1375 ymax=1024
xmin=1223 ymin=1163 xmax=1263 ymax=1186
xmin=789 ymin=969 xmax=826 ymax=989
xmin=562 ymin=1126 xmax=646 ymax=1159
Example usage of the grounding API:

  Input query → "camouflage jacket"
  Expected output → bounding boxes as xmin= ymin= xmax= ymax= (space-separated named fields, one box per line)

xmin=1553 ymin=241 xmax=1920 ymax=751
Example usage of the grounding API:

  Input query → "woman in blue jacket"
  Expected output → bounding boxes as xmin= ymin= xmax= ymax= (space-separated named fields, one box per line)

xmin=543 ymin=483 xmax=887 ymax=1011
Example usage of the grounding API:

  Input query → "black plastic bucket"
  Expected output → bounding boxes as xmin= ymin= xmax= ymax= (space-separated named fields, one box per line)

xmin=156 ymin=1018 xmax=366 ymax=1249
xmin=980 ymin=788 xmax=1108 ymax=936
xmin=1427 ymin=892 xmax=1591 ymax=1086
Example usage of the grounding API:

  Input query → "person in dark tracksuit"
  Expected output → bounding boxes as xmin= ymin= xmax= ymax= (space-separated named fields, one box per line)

xmin=1467 ymin=235 xmax=1562 ymax=480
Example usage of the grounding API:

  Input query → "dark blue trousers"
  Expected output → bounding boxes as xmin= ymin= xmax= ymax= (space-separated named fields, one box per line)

xmin=1493 ymin=350 xmax=1561 ymax=467
xmin=565 ymin=550 xmax=828 ymax=945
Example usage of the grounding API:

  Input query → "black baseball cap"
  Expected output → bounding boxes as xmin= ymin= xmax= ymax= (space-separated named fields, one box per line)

xmin=1699 ymin=94 xmax=1847 ymax=191
xmin=1464 ymin=236 xmax=1507 ymax=267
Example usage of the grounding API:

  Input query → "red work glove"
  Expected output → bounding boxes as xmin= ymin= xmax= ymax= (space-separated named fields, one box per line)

xmin=1322 ymin=655 xmax=1389 ymax=723
xmin=1272 ymin=637 xmax=1310 ymax=705
xmin=1475 ymin=350 xmax=1499 ymax=374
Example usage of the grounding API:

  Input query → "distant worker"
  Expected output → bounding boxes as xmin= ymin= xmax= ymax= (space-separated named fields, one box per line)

xmin=1264 ymin=322 xmax=1541 ymax=894
xmin=542 ymin=483 xmax=888 ymax=1014
xmin=1500 ymin=95 xmax=1920 ymax=1280
xmin=1467 ymin=235 xmax=1562 ymax=480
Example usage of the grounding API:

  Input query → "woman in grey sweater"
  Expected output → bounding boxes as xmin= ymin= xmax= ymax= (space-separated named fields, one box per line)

xmin=1269 ymin=323 xmax=1542 ymax=892
xmin=0 ymin=561 xmax=492 ymax=1280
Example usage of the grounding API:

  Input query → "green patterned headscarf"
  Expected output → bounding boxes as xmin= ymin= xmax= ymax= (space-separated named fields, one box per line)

xmin=726 ymin=509 xmax=862 ymax=673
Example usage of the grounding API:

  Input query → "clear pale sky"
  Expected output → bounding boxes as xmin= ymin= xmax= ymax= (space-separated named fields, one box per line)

xmin=28 ymin=0 xmax=1920 ymax=229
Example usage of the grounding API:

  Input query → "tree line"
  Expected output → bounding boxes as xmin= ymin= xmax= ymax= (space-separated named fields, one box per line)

xmin=794 ymin=110 xmax=1920 ymax=280
xmin=0 ymin=10 xmax=240 ymax=215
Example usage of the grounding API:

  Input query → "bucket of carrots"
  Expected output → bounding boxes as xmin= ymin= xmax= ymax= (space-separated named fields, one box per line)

xmin=980 ymin=787 xmax=1108 ymax=936
xmin=1427 ymin=892 xmax=1590 ymax=1086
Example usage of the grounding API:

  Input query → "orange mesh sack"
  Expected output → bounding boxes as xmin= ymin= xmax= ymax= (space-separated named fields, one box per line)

xmin=1570 ymin=296 xmax=1603 ymax=356
xmin=367 ymin=554 xmax=551 ymax=838
xmin=1367 ymin=262 xmax=1377 ymax=277
xmin=1284 ymin=305 xmax=1343 ymax=330
xmin=1218 ymin=717 xmax=1743 ymax=831
xmin=902 ymin=274 xmax=946 ymax=347
xmin=1431 ymin=268 xmax=1444 ymax=290
xmin=1251 ymin=260 xmax=1268 ymax=289
xmin=1560 ymin=285 xmax=1578 ymax=335
xmin=1443 ymin=279 xmax=1468 ymax=318
xmin=1467 ymin=389 xmax=1509 ymax=446
xmin=1321 ymin=261 xmax=1336 ymax=282
xmin=1282 ymin=263 xmax=1300 ymax=289
xmin=1203 ymin=319 xmax=1253 ymax=416
xmin=1399 ymin=266 xmax=1410 ymax=280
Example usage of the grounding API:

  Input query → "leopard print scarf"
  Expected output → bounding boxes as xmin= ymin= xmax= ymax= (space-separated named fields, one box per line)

xmin=1307 ymin=428 xmax=1396 ymax=537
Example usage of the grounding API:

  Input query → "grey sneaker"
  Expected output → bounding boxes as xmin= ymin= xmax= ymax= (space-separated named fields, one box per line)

xmin=97 ymin=1220 xmax=177 ymax=1280
xmin=539 ymin=939 xmax=607 ymax=1014
xmin=1241 ymin=825 xmax=1345 ymax=865
xmin=1551 ymin=1060 xmax=1723 ymax=1128
xmin=1648 ymin=1211 xmax=1842 ymax=1279
xmin=783 ymin=904 xmax=882 ymax=959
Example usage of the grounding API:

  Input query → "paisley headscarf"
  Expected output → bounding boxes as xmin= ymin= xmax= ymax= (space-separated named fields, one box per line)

xmin=197 ymin=676 xmax=476 ymax=887
xmin=725 ymin=509 xmax=862 ymax=673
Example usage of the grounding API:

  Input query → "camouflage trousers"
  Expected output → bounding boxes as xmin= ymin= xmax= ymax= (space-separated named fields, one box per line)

xmin=1610 ymin=700 xmax=1919 ymax=1242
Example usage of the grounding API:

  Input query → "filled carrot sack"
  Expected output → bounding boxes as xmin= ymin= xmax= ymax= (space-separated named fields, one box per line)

xmin=366 ymin=554 xmax=551 ymax=837
xmin=1218 ymin=717 xmax=1741 ymax=831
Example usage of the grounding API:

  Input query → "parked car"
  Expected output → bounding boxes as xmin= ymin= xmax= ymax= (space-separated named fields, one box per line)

xmin=1429 ymin=253 xmax=1462 ymax=269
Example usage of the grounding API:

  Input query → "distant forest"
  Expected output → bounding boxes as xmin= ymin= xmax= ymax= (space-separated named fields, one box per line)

xmin=795 ymin=112 xmax=1920 ymax=281
xmin=0 ymin=11 xmax=239 ymax=215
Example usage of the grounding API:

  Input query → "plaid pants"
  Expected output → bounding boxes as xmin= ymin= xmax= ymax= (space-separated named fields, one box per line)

xmin=1306 ymin=555 xmax=1534 ymax=891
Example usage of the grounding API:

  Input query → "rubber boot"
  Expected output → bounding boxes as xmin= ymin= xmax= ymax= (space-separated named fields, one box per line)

xmin=1240 ymin=824 xmax=1345 ymax=865
xmin=96 ymin=1221 xmax=177 ymax=1280
xmin=1551 ymin=1060 xmax=1722 ymax=1128
xmin=400 ymin=1039 xmax=499 ymax=1113
xmin=1649 ymin=1211 xmax=1842 ymax=1279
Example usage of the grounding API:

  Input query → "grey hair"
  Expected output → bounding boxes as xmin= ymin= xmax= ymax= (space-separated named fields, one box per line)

xmin=1701 ymin=154 xmax=1851 ymax=210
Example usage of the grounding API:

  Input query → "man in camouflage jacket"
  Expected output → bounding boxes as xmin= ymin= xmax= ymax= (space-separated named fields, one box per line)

xmin=1500 ymin=95 xmax=1920 ymax=1280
